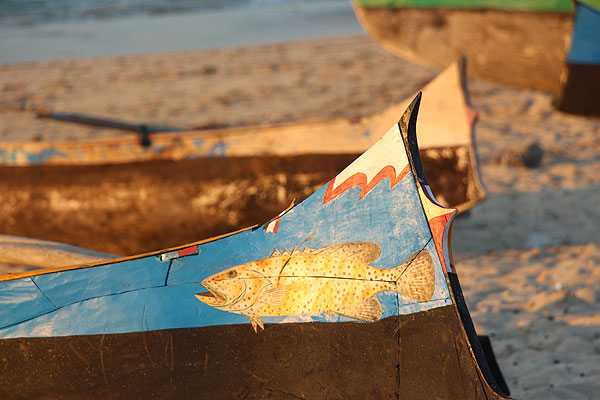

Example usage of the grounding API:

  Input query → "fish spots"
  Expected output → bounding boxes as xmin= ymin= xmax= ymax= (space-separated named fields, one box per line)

xmin=195 ymin=244 xmax=435 ymax=332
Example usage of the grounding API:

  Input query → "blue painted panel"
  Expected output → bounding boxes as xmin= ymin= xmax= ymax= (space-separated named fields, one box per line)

xmin=32 ymin=257 xmax=169 ymax=308
xmin=0 ymin=150 xmax=17 ymax=163
xmin=567 ymin=3 xmax=600 ymax=64
xmin=26 ymin=148 xmax=67 ymax=164
xmin=396 ymin=239 xmax=452 ymax=315
xmin=0 ymin=262 xmax=450 ymax=338
xmin=205 ymin=141 xmax=228 ymax=156
xmin=0 ymin=168 xmax=442 ymax=338
xmin=0 ymin=278 xmax=57 ymax=329
xmin=0 ymin=284 xmax=247 ymax=338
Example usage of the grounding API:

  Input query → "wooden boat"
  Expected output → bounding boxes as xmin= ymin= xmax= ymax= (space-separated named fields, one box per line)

xmin=0 ymin=234 xmax=117 ymax=271
xmin=0 ymin=94 xmax=510 ymax=399
xmin=353 ymin=0 xmax=600 ymax=115
xmin=0 ymin=63 xmax=485 ymax=256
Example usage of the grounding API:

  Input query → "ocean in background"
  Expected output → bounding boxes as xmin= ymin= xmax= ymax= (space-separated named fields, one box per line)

xmin=0 ymin=0 xmax=364 ymax=63
xmin=0 ymin=0 xmax=345 ymax=26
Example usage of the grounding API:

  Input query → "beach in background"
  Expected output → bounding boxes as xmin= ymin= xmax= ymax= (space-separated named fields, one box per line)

xmin=1 ymin=2 xmax=600 ymax=399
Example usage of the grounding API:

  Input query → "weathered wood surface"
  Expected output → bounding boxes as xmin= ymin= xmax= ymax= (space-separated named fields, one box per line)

xmin=355 ymin=0 xmax=576 ymax=11
xmin=0 ymin=63 xmax=476 ymax=166
xmin=353 ymin=5 xmax=573 ymax=92
xmin=0 ymin=64 xmax=485 ymax=255
xmin=0 ymin=305 xmax=507 ymax=399
xmin=0 ymin=154 xmax=355 ymax=255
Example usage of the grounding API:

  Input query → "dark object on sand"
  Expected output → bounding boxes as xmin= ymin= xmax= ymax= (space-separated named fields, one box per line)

xmin=0 ymin=95 xmax=510 ymax=399
xmin=522 ymin=143 xmax=543 ymax=168
xmin=496 ymin=142 xmax=543 ymax=168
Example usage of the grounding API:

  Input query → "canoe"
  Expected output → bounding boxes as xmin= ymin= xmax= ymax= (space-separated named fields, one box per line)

xmin=0 ymin=63 xmax=485 ymax=256
xmin=0 ymin=235 xmax=118 ymax=271
xmin=353 ymin=0 xmax=600 ymax=115
xmin=0 ymin=94 xmax=510 ymax=399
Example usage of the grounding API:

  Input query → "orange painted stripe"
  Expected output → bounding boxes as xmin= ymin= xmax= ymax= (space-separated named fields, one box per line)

xmin=323 ymin=163 xmax=410 ymax=204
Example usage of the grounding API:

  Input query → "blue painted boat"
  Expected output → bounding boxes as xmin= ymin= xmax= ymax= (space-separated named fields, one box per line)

xmin=0 ymin=94 xmax=508 ymax=398
xmin=554 ymin=1 xmax=600 ymax=116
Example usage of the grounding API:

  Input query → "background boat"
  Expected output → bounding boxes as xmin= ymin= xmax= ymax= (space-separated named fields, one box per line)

xmin=353 ymin=0 xmax=600 ymax=116
xmin=0 ymin=63 xmax=486 ymax=256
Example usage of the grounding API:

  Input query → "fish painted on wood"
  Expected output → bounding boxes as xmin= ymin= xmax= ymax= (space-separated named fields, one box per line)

xmin=196 ymin=242 xmax=434 ymax=331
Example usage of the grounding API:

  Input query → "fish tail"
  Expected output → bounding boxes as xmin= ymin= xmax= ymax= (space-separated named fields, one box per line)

xmin=392 ymin=250 xmax=435 ymax=302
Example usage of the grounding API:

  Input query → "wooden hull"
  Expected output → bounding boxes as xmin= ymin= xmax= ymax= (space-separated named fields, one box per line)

xmin=0 ymin=302 xmax=506 ymax=399
xmin=0 ymin=150 xmax=482 ymax=257
xmin=0 ymin=95 xmax=508 ymax=398
xmin=0 ymin=64 xmax=485 ymax=255
xmin=0 ymin=155 xmax=355 ymax=255
xmin=353 ymin=5 xmax=573 ymax=92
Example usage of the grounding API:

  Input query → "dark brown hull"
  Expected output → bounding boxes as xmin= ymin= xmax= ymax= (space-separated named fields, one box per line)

xmin=354 ymin=6 xmax=573 ymax=92
xmin=0 ymin=155 xmax=354 ymax=256
xmin=0 ymin=150 xmax=479 ymax=256
xmin=554 ymin=62 xmax=600 ymax=116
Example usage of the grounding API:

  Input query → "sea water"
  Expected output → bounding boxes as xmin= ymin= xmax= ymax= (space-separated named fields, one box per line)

xmin=0 ymin=0 xmax=343 ymax=25
xmin=0 ymin=0 xmax=363 ymax=63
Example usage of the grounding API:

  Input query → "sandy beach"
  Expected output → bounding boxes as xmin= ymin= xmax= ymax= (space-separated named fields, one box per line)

xmin=1 ymin=34 xmax=599 ymax=399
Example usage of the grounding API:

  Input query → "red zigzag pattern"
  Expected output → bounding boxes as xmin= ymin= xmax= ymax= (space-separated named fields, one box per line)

xmin=323 ymin=164 xmax=410 ymax=204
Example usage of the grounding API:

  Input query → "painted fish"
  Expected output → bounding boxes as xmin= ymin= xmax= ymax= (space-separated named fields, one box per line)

xmin=195 ymin=242 xmax=434 ymax=332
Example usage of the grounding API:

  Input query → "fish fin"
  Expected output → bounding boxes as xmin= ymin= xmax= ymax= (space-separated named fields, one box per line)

xmin=247 ymin=314 xmax=264 ymax=332
xmin=271 ymin=248 xmax=281 ymax=257
xmin=302 ymin=246 xmax=313 ymax=255
xmin=281 ymin=249 xmax=291 ymax=256
xmin=394 ymin=250 xmax=435 ymax=302
xmin=260 ymin=286 xmax=287 ymax=306
xmin=334 ymin=297 xmax=382 ymax=322
xmin=313 ymin=242 xmax=381 ymax=263
xmin=291 ymin=247 xmax=302 ymax=256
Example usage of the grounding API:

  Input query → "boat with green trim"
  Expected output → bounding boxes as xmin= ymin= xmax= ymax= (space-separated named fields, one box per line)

xmin=353 ymin=0 xmax=600 ymax=116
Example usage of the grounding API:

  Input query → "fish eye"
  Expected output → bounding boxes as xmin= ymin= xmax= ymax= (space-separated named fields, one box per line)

xmin=226 ymin=270 xmax=238 ymax=278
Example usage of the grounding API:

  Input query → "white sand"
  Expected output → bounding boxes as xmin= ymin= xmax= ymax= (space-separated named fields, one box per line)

xmin=452 ymin=81 xmax=600 ymax=399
